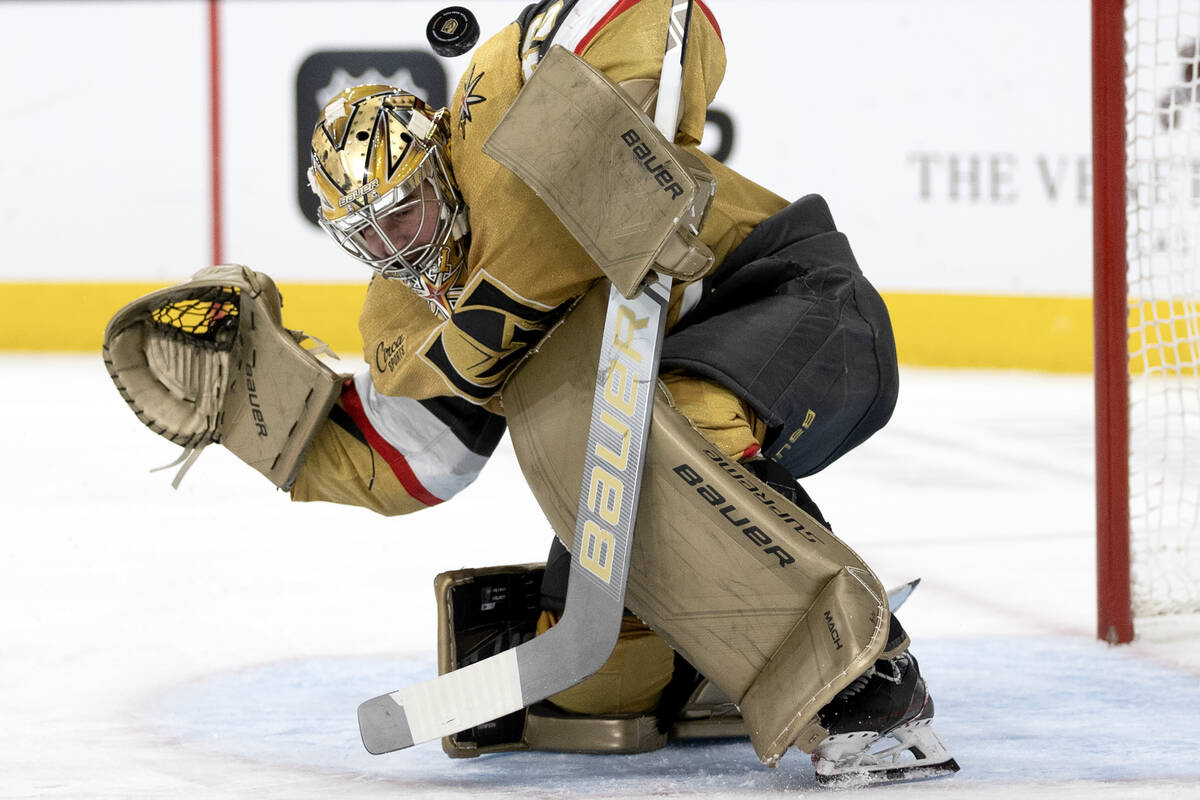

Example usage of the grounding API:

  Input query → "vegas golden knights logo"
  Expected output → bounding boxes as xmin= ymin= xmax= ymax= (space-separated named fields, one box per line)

xmin=420 ymin=270 xmax=564 ymax=402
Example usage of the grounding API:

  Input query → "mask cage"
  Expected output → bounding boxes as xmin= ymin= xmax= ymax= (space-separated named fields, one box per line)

xmin=318 ymin=146 xmax=467 ymax=316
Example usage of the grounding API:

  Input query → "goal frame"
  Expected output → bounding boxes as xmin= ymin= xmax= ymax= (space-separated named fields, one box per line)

xmin=1092 ymin=0 xmax=1134 ymax=644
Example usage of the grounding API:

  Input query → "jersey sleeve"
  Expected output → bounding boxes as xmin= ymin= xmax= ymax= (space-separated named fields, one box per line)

xmin=533 ymin=1 xmax=788 ymax=269
xmin=289 ymin=370 xmax=506 ymax=516
xmin=539 ymin=0 xmax=726 ymax=147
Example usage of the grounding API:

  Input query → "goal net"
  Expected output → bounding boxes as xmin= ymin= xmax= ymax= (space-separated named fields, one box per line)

xmin=1095 ymin=0 xmax=1200 ymax=642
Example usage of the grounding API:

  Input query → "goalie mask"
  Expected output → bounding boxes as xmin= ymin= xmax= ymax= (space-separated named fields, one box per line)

xmin=309 ymin=85 xmax=468 ymax=319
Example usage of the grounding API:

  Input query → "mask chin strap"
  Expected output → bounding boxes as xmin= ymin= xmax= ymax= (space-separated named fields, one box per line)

xmin=450 ymin=211 xmax=470 ymax=239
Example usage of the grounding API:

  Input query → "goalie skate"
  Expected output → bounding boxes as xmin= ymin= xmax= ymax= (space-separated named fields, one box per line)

xmin=811 ymin=653 xmax=959 ymax=787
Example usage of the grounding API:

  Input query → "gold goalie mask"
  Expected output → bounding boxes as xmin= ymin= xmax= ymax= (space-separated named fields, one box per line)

xmin=309 ymin=85 xmax=468 ymax=318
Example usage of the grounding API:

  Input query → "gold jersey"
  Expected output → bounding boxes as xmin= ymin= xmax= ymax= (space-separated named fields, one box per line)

xmin=293 ymin=0 xmax=784 ymax=515
xmin=358 ymin=0 xmax=786 ymax=412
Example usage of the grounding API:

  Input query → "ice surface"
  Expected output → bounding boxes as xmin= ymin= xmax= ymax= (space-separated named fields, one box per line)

xmin=3 ymin=355 xmax=1199 ymax=799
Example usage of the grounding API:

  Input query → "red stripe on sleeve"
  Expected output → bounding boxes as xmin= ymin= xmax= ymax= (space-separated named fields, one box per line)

xmin=339 ymin=380 xmax=444 ymax=507
xmin=695 ymin=0 xmax=720 ymax=42
xmin=575 ymin=0 xmax=640 ymax=53
xmin=575 ymin=0 xmax=723 ymax=55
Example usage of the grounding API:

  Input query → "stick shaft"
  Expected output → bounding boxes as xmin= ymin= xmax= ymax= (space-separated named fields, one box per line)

xmin=653 ymin=0 xmax=694 ymax=137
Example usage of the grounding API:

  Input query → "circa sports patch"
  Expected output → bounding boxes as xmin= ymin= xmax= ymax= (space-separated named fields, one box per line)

xmin=373 ymin=334 xmax=406 ymax=374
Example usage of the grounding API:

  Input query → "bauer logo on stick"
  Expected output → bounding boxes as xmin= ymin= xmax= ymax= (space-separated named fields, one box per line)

xmin=578 ymin=300 xmax=652 ymax=585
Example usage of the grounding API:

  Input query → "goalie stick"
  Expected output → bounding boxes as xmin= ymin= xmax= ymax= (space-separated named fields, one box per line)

xmin=356 ymin=0 xmax=697 ymax=755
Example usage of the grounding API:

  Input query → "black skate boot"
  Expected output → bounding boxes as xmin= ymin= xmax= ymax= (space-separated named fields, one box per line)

xmin=811 ymin=618 xmax=959 ymax=786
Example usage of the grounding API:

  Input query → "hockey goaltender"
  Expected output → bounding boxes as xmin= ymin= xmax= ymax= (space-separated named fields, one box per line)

xmin=102 ymin=0 xmax=958 ymax=787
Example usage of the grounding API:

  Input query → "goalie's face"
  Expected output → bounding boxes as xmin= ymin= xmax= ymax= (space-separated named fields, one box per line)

xmin=309 ymin=85 xmax=468 ymax=319
xmin=358 ymin=181 xmax=442 ymax=259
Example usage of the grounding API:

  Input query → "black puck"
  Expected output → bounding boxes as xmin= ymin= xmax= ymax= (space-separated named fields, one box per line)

xmin=426 ymin=7 xmax=480 ymax=58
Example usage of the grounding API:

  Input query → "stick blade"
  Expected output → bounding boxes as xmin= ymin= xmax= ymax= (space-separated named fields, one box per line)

xmin=358 ymin=694 xmax=415 ymax=755
xmin=887 ymin=577 xmax=921 ymax=613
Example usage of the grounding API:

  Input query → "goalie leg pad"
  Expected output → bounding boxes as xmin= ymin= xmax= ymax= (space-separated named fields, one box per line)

xmin=501 ymin=283 xmax=890 ymax=767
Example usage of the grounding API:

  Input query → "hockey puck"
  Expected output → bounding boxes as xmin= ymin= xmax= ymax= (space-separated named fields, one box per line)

xmin=426 ymin=7 xmax=479 ymax=58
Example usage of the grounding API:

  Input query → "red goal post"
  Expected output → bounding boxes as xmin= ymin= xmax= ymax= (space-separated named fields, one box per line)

xmin=1093 ymin=0 xmax=1132 ymax=644
xmin=1093 ymin=0 xmax=1200 ymax=644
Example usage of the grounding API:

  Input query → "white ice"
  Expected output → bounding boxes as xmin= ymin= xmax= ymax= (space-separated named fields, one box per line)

xmin=3 ymin=355 xmax=1199 ymax=799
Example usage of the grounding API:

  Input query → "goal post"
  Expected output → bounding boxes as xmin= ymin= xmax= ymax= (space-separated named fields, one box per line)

xmin=1093 ymin=0 xmax=1133 ymax=644
xmin=1093 ymin=0 xmax=1200 ymax=644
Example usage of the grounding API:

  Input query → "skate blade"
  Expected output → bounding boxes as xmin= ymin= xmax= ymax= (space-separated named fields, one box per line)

xmin=814 ymin=757 xmax=960 ymax=788
xmin=812 ymin=718 xmax=959 ymax=788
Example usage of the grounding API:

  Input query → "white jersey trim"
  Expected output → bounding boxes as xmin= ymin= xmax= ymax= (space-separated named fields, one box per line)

xmin=554 ymin=0 xmax=624 ymax=54
xmin=352 ymin=370 xmax=489 ymax=501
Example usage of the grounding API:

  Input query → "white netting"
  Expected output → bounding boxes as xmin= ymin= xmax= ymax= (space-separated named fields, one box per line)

xmin=1126 ymin=0 xmax=1200 ymax=616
